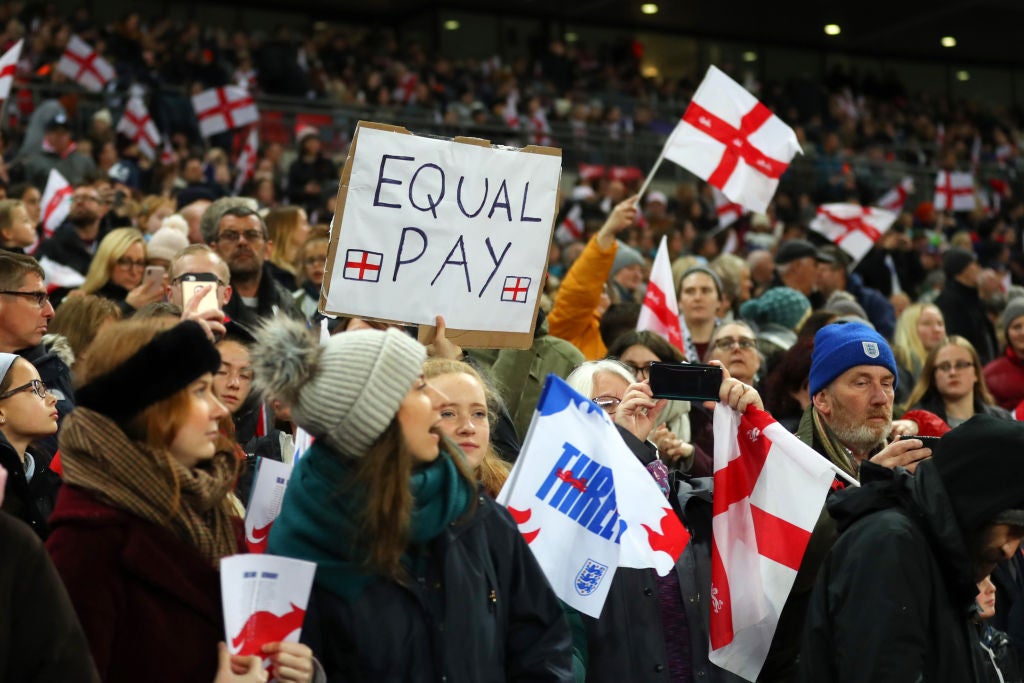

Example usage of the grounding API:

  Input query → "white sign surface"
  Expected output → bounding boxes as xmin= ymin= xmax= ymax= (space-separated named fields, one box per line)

xmin=324 ymin=125 xmax=561 ymax=334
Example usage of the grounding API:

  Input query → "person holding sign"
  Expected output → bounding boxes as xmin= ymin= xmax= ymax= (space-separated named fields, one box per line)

xmin=251 ymin=318 xmax=573 ymax=682
xmin=45 ymin=320 xmax=317 ymax=683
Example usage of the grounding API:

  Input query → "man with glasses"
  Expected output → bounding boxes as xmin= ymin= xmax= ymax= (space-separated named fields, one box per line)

xmin=0 ymin=252 xmax=73 ymax=461
xmin=166 ymin=244 xmax=234 ymax=341
xmin=35 ymin=183 xmax=110 ymax=276
xmin=200 ymin=198 xmax=303 ymax=333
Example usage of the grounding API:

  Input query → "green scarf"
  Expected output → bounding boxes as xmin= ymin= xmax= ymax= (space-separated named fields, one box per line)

xmin=266 ymin=440 xmax=473 ymax=601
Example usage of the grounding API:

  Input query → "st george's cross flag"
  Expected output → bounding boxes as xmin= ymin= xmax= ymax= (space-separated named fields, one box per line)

xmin=714 ymin=186 xmax=745 ymax=229
xmin=709 ymin=405 xmax=835 ymax=681
xmin=809 ymin=203 xmax=898 ymax=266
xmin=192 ymin=86 xmax=259 ymax=138
xmin=661 ymin=66 xmax=801 ymax=214
xmin=637 ymin=236 xmax=684 ymax=353
xmin=117 ymin=97 xmax=161 ymax=160
xmin=554 ymin=202 xmax=584 ymax=245
xmin=0 ymin=39 xmax=23 ymax=101
xmin=40 ymin=169 xmax=72 ymax=240
xmin=234 ymin=126 xmax=260 ymax=195
xmin=56 ymin=36 xmax=115 ymax=92
xmin=497 ymin=374 xmax=690 ymax=618
xmin=934 ymin=171 xmax=975 ymax=212
xmin=876 ymin=177 xmax=913 ymax=213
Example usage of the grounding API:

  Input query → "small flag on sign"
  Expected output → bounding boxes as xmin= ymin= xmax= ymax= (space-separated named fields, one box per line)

xmin=501 ymin=276 xmax=531 ymax=304
xmin=342 ymin=249 xmax=383 ymax=282
xmin=660 ymin=65 xmax=800 ymax=214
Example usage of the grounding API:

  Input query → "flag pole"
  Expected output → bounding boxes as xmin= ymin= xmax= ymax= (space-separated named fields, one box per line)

xmin=635 ymin=149 xmax=666 ymax=202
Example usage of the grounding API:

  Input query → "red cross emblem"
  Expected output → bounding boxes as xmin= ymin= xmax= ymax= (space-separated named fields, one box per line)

xmin=501 ymin=276 xmax=531 ymax=304
xmin=935 ymin=171 xmax=974 ymax=211
xmin=818 ymin=206 xmax=882 ymax=243
xmin=342 ymin=249 xmax=383 ymax=282
xmin=197 ymin=88 xmax=255 ymax=131
xmin=122 ymin=108 xmax=158 ymax=149
xmin=682 ymin=100 xmax=788 ymax=190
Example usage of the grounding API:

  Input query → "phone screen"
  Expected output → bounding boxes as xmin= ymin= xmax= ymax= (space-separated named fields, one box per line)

xmin=648 ymin=362 xmax=723 ymax=402
xmin=179 ymin=273 xmax=220 ymax=314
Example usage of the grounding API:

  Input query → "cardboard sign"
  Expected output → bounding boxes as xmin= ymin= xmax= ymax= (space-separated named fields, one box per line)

xmin=322 ymin=121 xmax=562 ymax=349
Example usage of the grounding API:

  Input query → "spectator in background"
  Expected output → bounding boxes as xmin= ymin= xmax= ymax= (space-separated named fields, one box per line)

xmin=265 ymin=206 xmax=311 ymax=291
xmin=816 ymin=245 xmax=896 ymax=339
xmin=985 ymin=298 xmax=1024 ymax=412
xmin=292 ymin=233 xmax=328 ymax=323
xmin=36 ymin=184 xmax=111 ymax=277
xmin=287 ymin=127 xmax=336 ymax=214
xmin=46 ymin=295 xmax=121 ymax=380
xmin=14 ymin=112 xmax=96 ymax=189
xmin=893 ymin=302 xmax=946 ymax=380
xmin=0 ymin=200 xmax=38 ymax=254
xmin=74 ymin=228 xmax=163 ymax=315
xmin=935 ymin=247 xmax=997 ymax=365
xmin=906 ymin=335 xmax=1010 ymax=427
xmin=769 ymin=239 xmax=830 ymax=303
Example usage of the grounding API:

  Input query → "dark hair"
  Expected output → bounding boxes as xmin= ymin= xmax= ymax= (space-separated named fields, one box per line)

xmin=0 ymin=251 xmax=44 ymax=290
xmin=606 ymin=329 xmax=684 ymax=363
xmin=599 ymin=303 xmax=641 ymax=348
xmin=49 ymin=295 xmax=122 ymax=363
xmin=763 ymin=336 xmax=815 ymax=421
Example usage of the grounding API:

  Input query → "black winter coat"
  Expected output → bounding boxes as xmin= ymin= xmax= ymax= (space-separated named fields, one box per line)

xmin=0 ymin=433 xmax=60 ymax=539
xmin=222 ymin=263 xmax=306 ymax=336
xmin=18 ymin=339 xmax=75 ymax=461
xmin=935 ymin=280 xmax=998 ymax=365
xmin=301 ymin=494 xmax=574 ymax=682
xmin=799 ymin=465 xmax=987 ymax=682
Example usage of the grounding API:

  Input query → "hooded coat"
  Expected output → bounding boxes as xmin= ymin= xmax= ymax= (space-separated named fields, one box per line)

xmin=799 ymin=414 xmax=1024 ymax=683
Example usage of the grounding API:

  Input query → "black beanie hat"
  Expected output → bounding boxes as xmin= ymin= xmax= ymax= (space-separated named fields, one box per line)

xmin=77 ymin=321 xmax=222 ymax=424
xmin=927 ymin=414 xmax=1024 ymax=534
xmin=942 ymin=247 xmax=976 ymax=280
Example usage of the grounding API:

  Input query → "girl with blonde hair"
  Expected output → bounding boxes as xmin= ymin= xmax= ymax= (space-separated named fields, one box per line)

xmin=265 ymin=206 xmax=311 ymax=291
xmin=76 ymin=228 xmax=163 ymax=313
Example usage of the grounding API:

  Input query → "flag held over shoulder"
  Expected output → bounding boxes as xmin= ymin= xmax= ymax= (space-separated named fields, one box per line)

xmin=497 ymin=374 xmax=689 ymax=618
xmin=709 ymin=405 xmax=836 ymax=682
xmin=661 ymin=65 xmax=800 ymax=214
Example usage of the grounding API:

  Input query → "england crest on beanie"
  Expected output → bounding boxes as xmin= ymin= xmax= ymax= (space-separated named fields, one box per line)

xmin=809 ymin=321 xmax=898 ymax=396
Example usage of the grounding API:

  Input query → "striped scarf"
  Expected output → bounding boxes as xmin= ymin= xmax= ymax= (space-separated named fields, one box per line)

xmin=59 ymin=407 xmax=240 ymax=566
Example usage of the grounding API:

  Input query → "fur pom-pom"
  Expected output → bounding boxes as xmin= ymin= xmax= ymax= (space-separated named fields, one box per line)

xmin=250 ymin=318 xmax=321 ymax=406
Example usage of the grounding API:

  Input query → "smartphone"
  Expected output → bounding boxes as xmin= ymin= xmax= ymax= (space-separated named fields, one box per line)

xmin=899 ymin=434 xmax=942 ymax=448
xmin=179 ymin=272 xmax=219 ymax=314
xmin=143 ymin=265 xmax=165 ymax=289
xmin=648 ymin=362 xmax=724 ymax=402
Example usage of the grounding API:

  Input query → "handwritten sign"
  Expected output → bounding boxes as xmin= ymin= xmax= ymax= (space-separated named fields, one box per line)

xmin=322 ymin=121 xmax=562 ymax=348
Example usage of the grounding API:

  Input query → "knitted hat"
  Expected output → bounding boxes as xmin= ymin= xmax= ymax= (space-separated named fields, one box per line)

xmin=942 ymin=247 xmax=976 ymax=280
xmin=926 ymin=414 xmax=1024 ymax=533
xmin=250 ymin=319 xmax=426 ymax=459
xmin=0 ymin=353 xmax=17 ymax=386
xmin=76 ymin=321 xmax=222 ymax=423
xmin=739 ymin=287 xmax=810 ymax=331
xmin=680 ymin=265 xmax=724 ymax=299
xmin=809 ymin=321 xmax=897 ymax=396
xmin=611 ymin=241 xmax=645 ymax=276
xmin=1001 ymin=297 xmax=1024 ymax=337
xmin=146 ymin=226 xmax=190 ymax=263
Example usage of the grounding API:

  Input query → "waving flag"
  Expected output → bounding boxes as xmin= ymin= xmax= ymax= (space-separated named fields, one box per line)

xmin=637 ymin=235 xmax=684 ymax=353
xmin=0 ymin=39 xmax=23 ymax=101
xmin=192 ymin=85 xmax=258 ymax=138
xmin=40 ymin=169 xmax=72 ymax=240
xmin=934 ymin=171 xmax=975 ymax=212
xmin=661 ymin=65 xmax=800 ymax=214
xmin=117 ymin=96 xmax=161 ymax=159
xmin=809 ymin=203 xmax=897 ymax=266
xmin=709 ymin=406 xmax=835 ymax=681
xmin=498 ymin=374 xmax=690 ymax=618
xmin=554 ymin=202 xmax=584 ymax=245
xmin=56 ymin=35 xmax=114 ymax=92
xmin=234 ymin=125 xmax=259 ymax=195
xmin=876 ymin=177 xmax=913 ymax=212
xmin=714 ymin=186 xmax=745 ymax=228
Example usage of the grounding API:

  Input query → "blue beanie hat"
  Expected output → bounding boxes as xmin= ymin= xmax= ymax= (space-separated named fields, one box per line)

xmin=809 ymin=322 xmax=897 ymax=396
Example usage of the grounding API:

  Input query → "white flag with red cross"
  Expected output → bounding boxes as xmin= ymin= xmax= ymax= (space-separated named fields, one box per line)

xmin=0 ymin=39 xmax=23 ymax=101
xmin=116 ymin=97 xmax=161 ymax=160
xmin=554 ymin=202 xmax=584 ymax=245
xmin=934 ymin=171 xmax=975 ymax=212
xmin=234 ymin=126 xmax=260 ymax=195
xmin=662 ymin=65 xmax=800 ymax=214
xmin=809 ymin=203 xmax=897 ymax=266
xmin=498 ymin=374 xmax=690 ymax=618
xmin=637 ymin=235 xmax=685 ymax=353
xmin=191 ymin=85 xmax=259 ymax=138
xmin=56 ymin=35 xmax=115 ymax=92
xmin=40 ymin=169 xmax=72 ymax=240
xmin=876 ymin=177 xmax=913 ymax=213
xmin=714 ymin=186 xmax=745 ymax=229
xmin=709 ymin=405 xmax=835 ymax=681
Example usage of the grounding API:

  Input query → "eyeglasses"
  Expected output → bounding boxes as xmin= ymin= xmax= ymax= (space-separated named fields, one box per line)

xmin=935 ymin=360 xmax=974 ymax=373
xmin=114 ymin=257 xmax=146 ymax=270
xmin=622 ymin=361 xmax=654 ymax=380
xmin=217 ymin=230 xmax=265 ymax=244
xmin=593 ymin=395 xmax=621 ymax=415
xmin=170 ymin=275 xmax=229 ymax=288
xmin=713 ymin=337 xmax=758 ymax=351
xmin=0 ymin=379 xmax=48 ymax=400
xmin=70 ymin=194 xmax=100 ymax=204
xmin=0 ymin=290 xmax=50 ymax=308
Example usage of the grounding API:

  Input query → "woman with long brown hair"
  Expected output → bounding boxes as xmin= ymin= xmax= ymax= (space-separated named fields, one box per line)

xmin=265 ymin=206 xmax=311 ymax=291
xmin=46 ymin=320 xmax=316 ymax=683
xmin=253 ymin=319 xmax=572 ymax=682
xmin=906 ymin=335 xmax=1011 ymax=427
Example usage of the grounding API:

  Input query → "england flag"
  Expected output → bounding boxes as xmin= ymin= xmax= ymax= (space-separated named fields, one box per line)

xmin=56 ymin=36 xmax=114 ymax=92
xmin=0 ymin=39 xmax=23 ymax=101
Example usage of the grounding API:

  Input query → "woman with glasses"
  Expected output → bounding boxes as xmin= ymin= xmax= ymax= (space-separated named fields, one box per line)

xmin=291 ymin=232 xmax=329 ymax=323
xmin=905 ymin=335 xmax=1010 ymax=428
xmin=705 ymin=321 xmax=762 ymax=386
xmin=46 ymin=320 xmax=317 ymax=683
xmin=0 ymin=353 xmax=60 ymax=538
xmin=72 ymin=228 xmax=164 ymax=315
